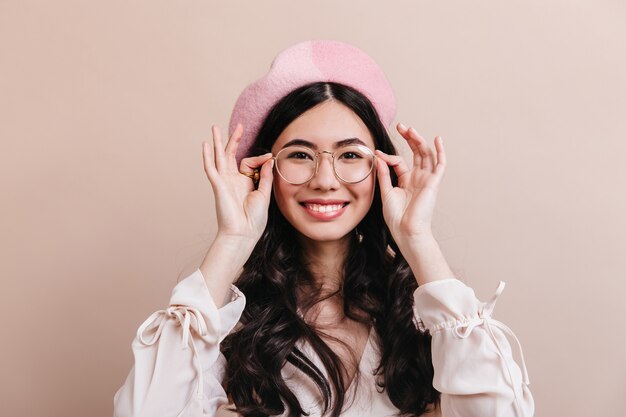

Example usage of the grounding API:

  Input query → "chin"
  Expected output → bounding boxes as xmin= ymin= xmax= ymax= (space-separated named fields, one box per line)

xmin=296 ymin=227 xmax=355 ymax=244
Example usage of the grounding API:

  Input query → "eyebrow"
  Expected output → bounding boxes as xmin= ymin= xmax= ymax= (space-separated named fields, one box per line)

xmin=281 ymin=138 xmax=368 ymax=149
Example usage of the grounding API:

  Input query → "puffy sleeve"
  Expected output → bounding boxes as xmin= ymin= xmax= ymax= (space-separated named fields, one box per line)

xmin=113 ymin=269 xmax=246 ymax=417
xmin=413 ymin=279 xmax=535 ymax=417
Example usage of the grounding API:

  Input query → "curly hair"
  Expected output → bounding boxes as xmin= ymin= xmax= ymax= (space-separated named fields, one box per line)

xmin=220 ymin=82 xmax=440 ymax=417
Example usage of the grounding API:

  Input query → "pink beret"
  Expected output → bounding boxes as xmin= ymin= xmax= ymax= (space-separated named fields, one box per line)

xmin=228 ymin=39 xmax=396 ymax=164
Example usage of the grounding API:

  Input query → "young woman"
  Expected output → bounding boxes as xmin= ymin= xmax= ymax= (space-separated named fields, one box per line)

xmin=113 ymin=40 xmax=534 ymax=417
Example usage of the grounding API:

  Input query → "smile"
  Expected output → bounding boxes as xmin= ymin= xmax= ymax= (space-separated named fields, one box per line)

xmin=304 ymin=203 xmax=345 ymax=212
xmin=299 ymin=202 xmax=349 ymax=220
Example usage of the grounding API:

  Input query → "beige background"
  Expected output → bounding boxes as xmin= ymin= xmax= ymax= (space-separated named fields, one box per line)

xmin=1 ymin=1 xmax=624 ymax=416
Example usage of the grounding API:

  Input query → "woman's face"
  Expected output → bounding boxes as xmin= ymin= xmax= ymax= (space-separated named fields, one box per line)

xmin=271 ymin=100 xmax=377 ymax=243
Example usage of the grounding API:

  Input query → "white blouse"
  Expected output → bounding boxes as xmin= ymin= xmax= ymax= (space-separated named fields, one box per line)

xmin=113 ymin=269 xmax=534 ymax=417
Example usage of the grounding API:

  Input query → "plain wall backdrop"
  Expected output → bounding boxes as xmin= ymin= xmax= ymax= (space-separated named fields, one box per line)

xmin=1 ymin=1 xmax=624 ymax=416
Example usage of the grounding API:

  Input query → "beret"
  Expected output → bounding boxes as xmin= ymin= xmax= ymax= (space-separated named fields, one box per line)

xmin=228 ymin=39 xmax=396 ymax=164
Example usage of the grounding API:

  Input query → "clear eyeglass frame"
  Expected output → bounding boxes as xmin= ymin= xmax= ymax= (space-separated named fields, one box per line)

xmin=272 ymin=144 xmax=377 ymax=185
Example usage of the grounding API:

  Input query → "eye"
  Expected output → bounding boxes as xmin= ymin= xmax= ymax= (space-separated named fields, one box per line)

xmin=287 ymin=151 xmax=313 ymax=160
xmin=338 ymin=151 xmax=364 ymax=160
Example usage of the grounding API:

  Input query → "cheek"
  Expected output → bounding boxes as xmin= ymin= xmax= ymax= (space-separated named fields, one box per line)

xmin=357 ymin=177 xmax=377 ymax=205
xmin=272 ymin=180 xmax=287 ymax=209
xmin=272 ymin=179 xmax=298 ymax=216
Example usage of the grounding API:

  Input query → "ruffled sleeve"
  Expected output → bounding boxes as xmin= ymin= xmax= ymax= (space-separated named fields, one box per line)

xmin=413 ymin=279 xmax=535 ymax=417
xmin=113 ymin=269 xmax=245 ymax=417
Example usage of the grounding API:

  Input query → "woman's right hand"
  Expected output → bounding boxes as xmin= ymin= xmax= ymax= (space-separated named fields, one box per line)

xmin=202 ymin=123 xmax=274 ymax=244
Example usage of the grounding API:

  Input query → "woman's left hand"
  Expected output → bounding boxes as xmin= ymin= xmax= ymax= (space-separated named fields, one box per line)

xmin=375 ymin=123 xmax=447 ymax=244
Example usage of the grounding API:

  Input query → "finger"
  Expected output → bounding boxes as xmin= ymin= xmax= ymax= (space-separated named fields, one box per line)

xmin=407 ymin=127 xmax=436 ymax=171
xmin=256 ymin=158 xmax=275 ymax=200
xmin=202 ymin=140 xmax=218 ymax=184
xmin=397 ymin=123 xmax=423 ymax=168
xmin=375 ymin=154 xmax=393 ymax=198
xmin=224 ymin=123 xmax=244 ymax=166
xmin=375 ymin=150 xmax=410 ymax=188
xmin=212 ymin=125 xmax=226 ymax=172
xmin=434 ymin=135 xmax=447 ymax=176
xmin=239 ymin=153 xmax=273 ymax=173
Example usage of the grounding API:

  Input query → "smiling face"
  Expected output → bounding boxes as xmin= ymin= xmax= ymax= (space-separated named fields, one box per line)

xmin=271 ymin=100 xmax=377 ymax=244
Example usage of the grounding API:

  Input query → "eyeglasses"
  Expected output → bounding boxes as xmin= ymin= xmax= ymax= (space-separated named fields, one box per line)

xmin=273 ymin=144 xmax=376 ymax=185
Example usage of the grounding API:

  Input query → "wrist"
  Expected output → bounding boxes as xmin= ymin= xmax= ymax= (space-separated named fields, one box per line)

xmin=208 ymin=235 xmax=257 ymax=270
xmin=395 ymin=230 xmax=437 ymax=250
xmin=213 ymin=233 xmax=258 ymax=251
xmin=396 ymin=234 xmax=455 ymax=286
xmin=200 ymin=235 xmax=257 ymax=308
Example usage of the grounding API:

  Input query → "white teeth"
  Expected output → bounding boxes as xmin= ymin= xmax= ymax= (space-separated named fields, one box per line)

xmin=305 ymin=203 xmax=344 ymax=213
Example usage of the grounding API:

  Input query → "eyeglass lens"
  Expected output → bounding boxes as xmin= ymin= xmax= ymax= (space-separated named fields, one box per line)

xmin=275 ymin=145 xmax=374 ymax=184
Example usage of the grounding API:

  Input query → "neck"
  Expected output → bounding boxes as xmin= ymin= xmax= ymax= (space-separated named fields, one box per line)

xmin=295 ymin=233 xmax=355 ymax=326
xmin=298 ymin=233 xmax=352 ymax=293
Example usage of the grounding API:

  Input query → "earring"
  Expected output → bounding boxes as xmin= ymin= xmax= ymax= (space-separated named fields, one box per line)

xmin=355 ymin=226 xmax=363 ymax=243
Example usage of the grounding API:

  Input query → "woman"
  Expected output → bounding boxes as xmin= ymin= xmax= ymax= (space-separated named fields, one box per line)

xmin=113 ymin=40 xmax=534 ymax=417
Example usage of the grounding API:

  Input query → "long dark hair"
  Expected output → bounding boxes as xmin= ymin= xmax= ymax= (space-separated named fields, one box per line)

xmin=221 ymin=82 xmax=440 ymax=417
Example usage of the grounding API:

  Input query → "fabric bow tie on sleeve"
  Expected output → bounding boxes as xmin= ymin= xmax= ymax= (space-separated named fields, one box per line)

xmin=451 ymin=281 xmax=531 ymax=383
xmin=414 ymin=279 xmax=532 ymax=417
xmin=137 ymin=305 xmax=211 ymax=401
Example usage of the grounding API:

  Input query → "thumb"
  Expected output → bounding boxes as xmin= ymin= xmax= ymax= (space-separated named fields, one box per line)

xmin=375 ymin=154 xmax=393 ymax=198
xmin=256 ymin=158 xmax=274 ymax=200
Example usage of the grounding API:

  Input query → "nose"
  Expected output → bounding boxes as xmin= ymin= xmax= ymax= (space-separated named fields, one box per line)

xmin=308 ymin=152 xmax=340 ymax=191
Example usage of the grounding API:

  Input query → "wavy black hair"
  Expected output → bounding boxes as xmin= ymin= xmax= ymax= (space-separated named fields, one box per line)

xmin=221 ymin=82 xmax=440 ymax=417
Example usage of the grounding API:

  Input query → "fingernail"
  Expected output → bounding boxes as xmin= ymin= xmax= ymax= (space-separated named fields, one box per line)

xmin=398 ymin=123 xmax=407 ymax=131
